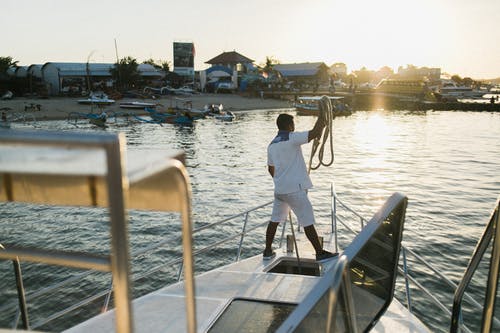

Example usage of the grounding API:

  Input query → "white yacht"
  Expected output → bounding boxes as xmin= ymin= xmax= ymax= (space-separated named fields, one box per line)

xmin=0 ymin=129 xmax=498 ymax=332
xmin=438 ymin=81 xmax=486 ymax=100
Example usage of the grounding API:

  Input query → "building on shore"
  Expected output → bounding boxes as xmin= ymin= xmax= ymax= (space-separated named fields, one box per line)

xmin=6 ymin=62 xmax=163 ymax=96
xmin=273 ymin=62 xmax=330 ymax=91
xmin=201 ymin=51 xmax=254 ymax=92
xmin=205 ymin=51 xmax=254 ymax=74
xmin=41 ymin=62 xmax=163 ymax=95
xmin=17 ymin=66 xmax=29 ymax=78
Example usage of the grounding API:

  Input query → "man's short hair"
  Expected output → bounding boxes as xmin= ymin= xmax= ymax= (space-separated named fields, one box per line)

xmin=277 ymin=114 xmax=293 ymax=130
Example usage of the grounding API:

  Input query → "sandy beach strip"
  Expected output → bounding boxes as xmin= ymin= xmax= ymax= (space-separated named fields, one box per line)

xmin=0 ymin=93 xmax=294 ymax=121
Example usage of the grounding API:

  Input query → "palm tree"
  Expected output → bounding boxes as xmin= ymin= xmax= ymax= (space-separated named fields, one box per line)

xmin=110 ymin=56 xmax=141 ymax=90
xmin=160 ymin=61 xmax=171 ymax=73
xmin=0 ymin=56 xmax=18 ymax=76
xmin=261 ymin=56 xmax=280 ymax=78
xmin=142 ymin=59 xmax=171 ymax=72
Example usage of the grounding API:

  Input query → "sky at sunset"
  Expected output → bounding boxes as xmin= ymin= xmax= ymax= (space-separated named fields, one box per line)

xmin=2 ymin=0 xmax=500 ymax=79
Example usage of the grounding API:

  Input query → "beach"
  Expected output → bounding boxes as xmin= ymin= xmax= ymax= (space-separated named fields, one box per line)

xmin=0 ymin=93 xmax=293 ymax=121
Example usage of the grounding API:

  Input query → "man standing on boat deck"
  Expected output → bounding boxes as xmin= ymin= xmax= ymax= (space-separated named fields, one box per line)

xmin=264 ymin=113 xmax=337 ymax=263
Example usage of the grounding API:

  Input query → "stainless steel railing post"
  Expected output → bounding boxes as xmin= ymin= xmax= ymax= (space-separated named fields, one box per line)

xmin=104 ymin=134 xmax=133 ymax=333
xmin=177 ymin=263 xmax=184 ymax=282
xmin=1 ymin=244 xmax=30 ymax=330
xmin=102 ymin=280 xmax=114 ymax=313
xmin=480 ymin=200 xmax=500 ymax=333
xmin=451 ymin=198 xmax=500 ymax=333
xmin=236 ymin=212 xmax=249 ymax=261
xmin=402 ymin=247 xmax=413 ymax=312
xmin=13 ymin=258 xmax=29 ymax=330
xmin=279 ymin=219 xmax=287 ymax=249
xmin=331 ymin=184 xmax=338 ymax=253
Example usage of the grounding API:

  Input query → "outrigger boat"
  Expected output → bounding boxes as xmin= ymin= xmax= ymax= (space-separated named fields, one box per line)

xmin=0 ymin=129 xmax=499 ymax=333
xmin=67 ymin=111 xmax=109 ymax=128
xmin=119 ymin=101 xmax=157 ymax=110
xmin=165 ymin=98 xmax=209 ymax=118
xmin=77 ymin=92 xmax=115 ymax=106
xmin=133 ymin=107 xmax=199 ymax=125
xmin=213 ymin=111 xmax=235 ymax=121
xmin=295 ymin=96 xmax=352 ymax=117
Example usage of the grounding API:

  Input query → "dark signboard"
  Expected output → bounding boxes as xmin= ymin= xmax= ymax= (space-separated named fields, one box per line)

xmin=173 ymin=42 xmax=194 ymax=68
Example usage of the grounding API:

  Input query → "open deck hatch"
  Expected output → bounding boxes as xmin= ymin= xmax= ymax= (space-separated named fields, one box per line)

xmin=266 ymin=257 xmax=321 ymax=277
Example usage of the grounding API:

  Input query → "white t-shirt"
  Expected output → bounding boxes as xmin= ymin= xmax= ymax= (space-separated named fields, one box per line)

xmin=267 ymin=130 xmax=313 ymax=194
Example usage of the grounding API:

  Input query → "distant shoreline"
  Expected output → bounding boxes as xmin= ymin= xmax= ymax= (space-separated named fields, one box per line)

xmin=0 ymin=93 xmax=293 ymax=121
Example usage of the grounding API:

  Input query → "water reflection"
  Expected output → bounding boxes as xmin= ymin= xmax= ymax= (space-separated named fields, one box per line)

xmin=2 ymin=110 xmax=500 ymax=332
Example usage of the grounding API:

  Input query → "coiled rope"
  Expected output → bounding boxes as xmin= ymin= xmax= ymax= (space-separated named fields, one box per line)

xmin=291 ymin=96 xmax=336 ymax=271
xmin=309 ymin=95 xmax=335 ymax=171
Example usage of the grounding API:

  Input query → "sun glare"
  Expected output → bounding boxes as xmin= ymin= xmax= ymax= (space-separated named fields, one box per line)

xmin=356 ymin=113 xmax=390 ymax=145
xmin=353 ymin=112 xmax=392 ymax=170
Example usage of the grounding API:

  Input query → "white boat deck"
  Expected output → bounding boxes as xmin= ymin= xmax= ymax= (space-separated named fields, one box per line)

xmin=66 ymin=236 xmax=430 ymax=333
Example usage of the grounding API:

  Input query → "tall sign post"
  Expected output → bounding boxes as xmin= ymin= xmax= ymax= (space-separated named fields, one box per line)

xmin=173 ymin=42 xmax=195 ymax=83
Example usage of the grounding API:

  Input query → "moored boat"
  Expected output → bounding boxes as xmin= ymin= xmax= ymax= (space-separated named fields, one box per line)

xmin=67 ymin=111 xmax=109 ymax=128
xmin=295 ymin=96 xmax=352 ymax=116
xmin=77 ymin=92 xmax=115 ymax=105
xmin=437 ymin=81 xmax=486 ymax=101
xmin=162 ymin=98 xmax=209 ymax=118
xmin=119 ymin=101 xmax=157 ymax=109
xmin=144 ymin=107 xmax=197 ymax=125
xmin=213 ymin=111 xmax=235 ymax=121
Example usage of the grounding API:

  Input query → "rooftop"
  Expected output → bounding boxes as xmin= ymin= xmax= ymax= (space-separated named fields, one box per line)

xmin=205 ymin=51 xmax=254 ymax=65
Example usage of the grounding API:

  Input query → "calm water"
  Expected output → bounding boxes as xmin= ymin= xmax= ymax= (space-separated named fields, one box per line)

xmin=1 ymin=109 xmax=499 ymax=331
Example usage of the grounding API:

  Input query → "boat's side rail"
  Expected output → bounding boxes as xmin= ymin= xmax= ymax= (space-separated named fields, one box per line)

xmin=0 ymin=129 xmax=197 ymax=333
xmin=0 ymin=198 xmax=280 ymax=330
xmin=450 ymin=197 xmax=500 ymax=333
xmin=0 ymin=130 xmax=134 ymax=332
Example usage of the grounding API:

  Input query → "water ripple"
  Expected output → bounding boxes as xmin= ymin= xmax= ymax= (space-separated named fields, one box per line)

xmin=1 ymin=110 xmax=499 ymax=331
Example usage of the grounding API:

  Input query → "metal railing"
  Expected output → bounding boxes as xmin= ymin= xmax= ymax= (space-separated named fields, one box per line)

xmin=0 ymin=129 xmax=196 ymax=333
xmin=0 ymin=130 xmax=134 ymax=332
xmin=0 ymin=199 xmax=280 ymax=330
xmin=2 ymin=178 xmax=497 ymax=332
xmin=450 ymin=197 xmax=500 ymax=333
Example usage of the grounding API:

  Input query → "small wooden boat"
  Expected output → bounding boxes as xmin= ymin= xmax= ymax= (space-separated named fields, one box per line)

xmin=68 ymin=111 xmax=108 ymax=128
xmin=214 ymin=111 xmax=235 ymax=121
xmin=77 ymin=92 xmax=115 ymax=105
xmin=143 ymin=107 xmax=195 ymax=125
xmin=119 ymin=101 xmax=157 ymax=109
xmin=165 ymin=98 xmax=209 ymax=118
xmin=295 ymin=96 xmax=352 ymax=116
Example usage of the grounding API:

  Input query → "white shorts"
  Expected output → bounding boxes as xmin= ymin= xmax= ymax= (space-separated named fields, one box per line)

xmin=271 ymin=190 xmax=315 ymax=227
